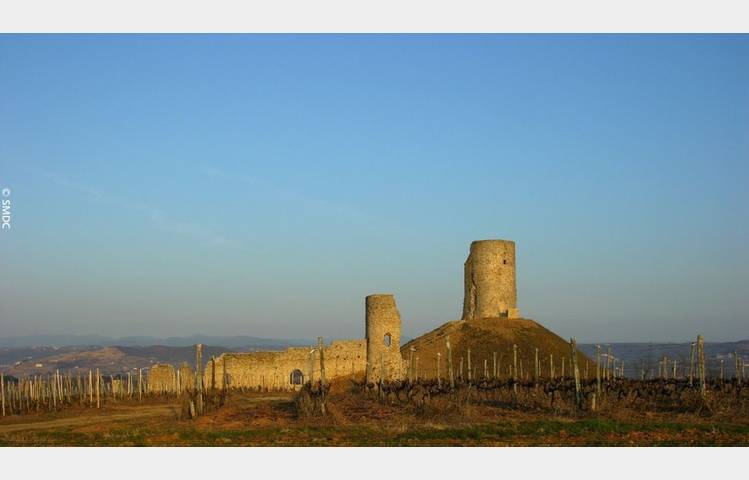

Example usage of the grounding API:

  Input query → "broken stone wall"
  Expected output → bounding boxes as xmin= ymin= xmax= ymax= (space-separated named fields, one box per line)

xmin=147 ymin=364 xmax=176 ymax=393
xmin=205 ymin=340 xmax=367 ymax=391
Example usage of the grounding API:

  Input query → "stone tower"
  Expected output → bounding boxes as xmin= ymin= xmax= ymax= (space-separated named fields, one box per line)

xmin=461 ymin=239 xmax=519 ymax=320
xmin=365 ymin=294 xmax=402 ymax=383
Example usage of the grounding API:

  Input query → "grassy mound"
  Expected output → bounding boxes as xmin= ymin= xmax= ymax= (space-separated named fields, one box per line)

xmin=401 ymin=317 xmax=593 ymax=380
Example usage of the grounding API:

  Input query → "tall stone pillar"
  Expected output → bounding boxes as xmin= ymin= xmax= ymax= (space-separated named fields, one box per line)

xmin=365 ymin=294 xmax=402 ymax=383
xmin=462 ymin=239 xmax=519 ymax=320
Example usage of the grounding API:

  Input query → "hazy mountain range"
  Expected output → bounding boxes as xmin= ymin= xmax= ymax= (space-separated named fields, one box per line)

xmin=0 ymin=334 xmax=313 ymax=349
xmin=1 ymin=335 xmax=746 ymax=378
xmin=577 ymin=340 xmax=749 ymax=377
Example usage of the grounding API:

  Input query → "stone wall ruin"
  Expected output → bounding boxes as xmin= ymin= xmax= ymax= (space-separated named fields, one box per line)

xmin=147 ymin=363 xmax=176 ymax=394
xmin=204 ymin=340 xmax=367 ymax=391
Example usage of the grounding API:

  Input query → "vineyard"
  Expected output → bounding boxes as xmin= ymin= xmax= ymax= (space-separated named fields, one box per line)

xmin=298 ymin=336 xmax=748 ymax=418
xmin=1 ymin=336 xmax=748 ymax=446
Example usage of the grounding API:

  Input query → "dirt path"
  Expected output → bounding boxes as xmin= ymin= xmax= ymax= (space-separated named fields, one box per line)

xmin=0 ymin=404 xmax=177 ymax=433
xmin=0 ymin=393 xmax=292 ymax=435
xmin=232 ymin=395 xmax=291 ymax=405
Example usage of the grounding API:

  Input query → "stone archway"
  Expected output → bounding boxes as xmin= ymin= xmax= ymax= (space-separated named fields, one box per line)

xmin=289 ymin=369 xmax=304 ymax=385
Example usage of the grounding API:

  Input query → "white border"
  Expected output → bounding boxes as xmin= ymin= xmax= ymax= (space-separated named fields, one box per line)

xmin=2 ymin=0 xmax=747 ymax=473
xmin=1 ymin=447 xmax=745 ymax=478
xmin=0 ymin=0 xmax=747 ymax=33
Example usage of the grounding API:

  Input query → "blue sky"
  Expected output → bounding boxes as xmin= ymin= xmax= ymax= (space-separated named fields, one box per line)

xmin=0 ymin=34 xmax=747 ymax=342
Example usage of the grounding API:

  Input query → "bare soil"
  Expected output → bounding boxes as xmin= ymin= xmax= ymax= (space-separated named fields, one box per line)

xmin=1 ymin=389 xmax=748 ymax=446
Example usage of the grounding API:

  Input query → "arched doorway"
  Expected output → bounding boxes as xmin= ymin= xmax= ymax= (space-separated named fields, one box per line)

xmin=290 ymin=369 xmax=304 ymax=385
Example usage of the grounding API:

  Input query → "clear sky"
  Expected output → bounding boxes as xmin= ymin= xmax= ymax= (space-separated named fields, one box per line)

xmin=0 ymin=34 xmax=747 ymax=343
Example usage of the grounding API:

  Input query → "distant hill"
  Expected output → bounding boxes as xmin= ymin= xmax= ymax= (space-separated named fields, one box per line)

xmin=0 ymin=334 xmax=315 ymax=375
xmin=1 ymin=333 xmax=746 ymax=379
xmin=0 ymin=334 xmax=313 ymax=349
xmin=578 ymin=340 xmax=749 ymax=378
xmin=0 ymin=345 xmax=254 ymax=376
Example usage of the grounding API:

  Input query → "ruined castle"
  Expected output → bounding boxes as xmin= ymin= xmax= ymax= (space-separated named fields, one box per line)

xmin=149 ymin=239 xmax=520 ymax=392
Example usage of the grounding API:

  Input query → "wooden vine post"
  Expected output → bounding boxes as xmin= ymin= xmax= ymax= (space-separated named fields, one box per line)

xmin=697 ymin=335 xmax=706 ymax=399
xmin=446 ymin=336 xmax=454 ymax=389
xmin=195 ymin=343 xmax=204 ymax=415
xmin=436 ymin=353 xmax=442 ymax=387
xmin=493 ymin=351 xmax=497 ymax=379
xmin=607 ymin=346 xmax=613 ymax=381
xmin=51 ymin=371 xmax=57 ymax=408
xmin=222 ymin=357 xmax=229 ymax=404
xmin=318 ymin=337 xmax=326 ymax=386
xmin=96 ymin=368 xmax=100 ymax=409
xmin=1 ymin=373 xmax=5 ymax=417
xmin=689 ymin=341 xmax=696 ymax=387
xmin=735 ymin=351 xmax=741 ymax=383
xmin=467 ymin=348 xmax=472 ymax=383
xmin=512 ymin=344 xmax=518 ymax=400
xmin=308 ymin=349 xmax=314 ymax=387
xmin=318 ymin=336 xmax=326 ymax=414
xmin=211 ymin=355 xmax=216 ymax=392
xmin=550 ymin=353 xmax=554 ymax=379
xmin=570 ymin=338 xmax=582 ymax=409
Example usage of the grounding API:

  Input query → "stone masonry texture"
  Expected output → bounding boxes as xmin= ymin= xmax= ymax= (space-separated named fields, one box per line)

xmin=462 ymin=239 xmax=519 ymax=320
xmin=204 ymin=340 xmax=367 ymax=391
xmin=365 ymin=294 xmax=403 ymax=383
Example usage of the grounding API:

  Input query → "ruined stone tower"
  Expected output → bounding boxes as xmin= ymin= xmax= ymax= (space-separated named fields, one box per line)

xmin=365 ymin=294 xmax=402 ymax=383
xmin=462 ymin=239 xmax=519 ymax=320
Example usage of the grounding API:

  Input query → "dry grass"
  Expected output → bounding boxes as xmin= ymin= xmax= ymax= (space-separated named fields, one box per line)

xmin=401 ymin=317 xmax=593 ymax=381
xmin=1 ymin=385 xmax=748 ymax=446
